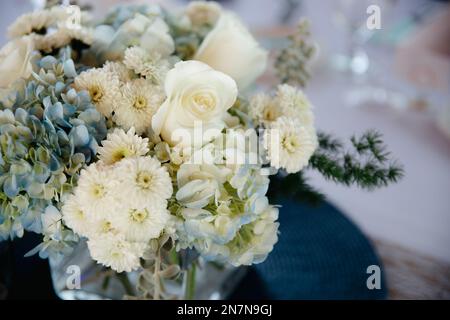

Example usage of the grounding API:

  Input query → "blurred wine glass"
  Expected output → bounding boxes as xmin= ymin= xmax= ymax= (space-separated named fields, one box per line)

xmin=332 ymin=0 xmax=375 ymax=76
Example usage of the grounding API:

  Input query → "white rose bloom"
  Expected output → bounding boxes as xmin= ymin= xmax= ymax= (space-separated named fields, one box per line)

xmin=0 ymin=36 xmax=34 ymax=88
xmin=176 ymin=163 xmax=229 ymax=209
xmin=263 ymin=116 xmax=318 ymax=174
xmin=97 ymin=128 xmax=149 ymax=165
xmin=114 ymin=156 xmax=173 ymax=206
xmin=194 ymin=13 xmax=268 ymax=90
xmin=112 ymin=202 xmax=170 ymax=243
xmin=87 ymin=233 xmax=146 ymax=273
xmin=152 ymin=60 xmax=237 ymax=147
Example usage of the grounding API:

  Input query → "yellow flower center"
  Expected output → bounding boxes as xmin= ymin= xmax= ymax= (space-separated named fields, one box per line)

xmin=263 ymin=106 xmax=278 ymax=121
xmin=282 ymin=134 xmax=300 ymax=153
xmin=133 ymin=95 xmax=148 ymax=110
xmin=112 ymin=148 xmax=132 ymax=163
xmin=130 ymin=208 xmax=148 ymax=223
xmin=76 ymin=209 xmax=84 ymax=219
xmin=191 ymin=93 xmax=216 ymax=115
xmin=100 ymin=220 xmax=112 ymax=233
xmin=91 ymin=184 xmax=105 ymax=198
xmin=136 ymin=171 xmax=154 ymax=189
xmin=89 ymin=85 xmax=104 ymax=103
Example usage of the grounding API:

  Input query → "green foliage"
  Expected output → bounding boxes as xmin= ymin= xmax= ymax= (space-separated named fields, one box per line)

xmin=309 ymin=130 xmax=404 ymax=189
xmin=269 ymin=130 xmax=403 ymax=205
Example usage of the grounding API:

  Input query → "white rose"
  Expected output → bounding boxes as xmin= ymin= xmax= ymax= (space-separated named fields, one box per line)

xmin=152 ymin=60 xmax=237 ymax=147
xmin=194 ymin=13 xmax=268 ymax=90
xmin=0 ymin=36 xmax=34 ymax=88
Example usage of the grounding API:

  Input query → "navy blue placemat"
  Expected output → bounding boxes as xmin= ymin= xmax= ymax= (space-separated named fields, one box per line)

xmin=232 ymin=200 xmax=387 ymax=299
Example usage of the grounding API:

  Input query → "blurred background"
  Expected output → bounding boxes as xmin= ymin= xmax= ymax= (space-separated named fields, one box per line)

xmin=1 ymin=0 xmax=449 ymax=299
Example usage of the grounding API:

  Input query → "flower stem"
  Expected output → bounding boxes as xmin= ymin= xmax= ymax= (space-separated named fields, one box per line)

xmin=116 ymin=272 xmax=134 ymax=296
xmin=184 ymin=263 xmax=196 ymax=300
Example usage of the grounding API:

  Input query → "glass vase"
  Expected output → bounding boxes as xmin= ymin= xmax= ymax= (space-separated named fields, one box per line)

xmin=49 ymin=239 xmax=246 ymax=300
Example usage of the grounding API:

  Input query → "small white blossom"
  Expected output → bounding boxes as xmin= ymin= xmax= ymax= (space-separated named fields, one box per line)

xmin=114 ymin=156 xmax=173 ymax=206
xmin=263 ymin=116 xmax=318 ymax=174
xmin=74 ymin=68 xmax=121 ymax=117
xmin=123 ymin=46 xmax=170 ymax=83
xmin=97 ymin=128 xmax=149 ymax=165
xmin=87 ymin=233 xmax=146 ymax=273
xmin=113 ymin=78 xmax=165 ymax=134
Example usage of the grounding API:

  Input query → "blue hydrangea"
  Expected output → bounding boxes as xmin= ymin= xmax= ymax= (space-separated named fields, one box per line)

xmin=0 ymin=48 xmax=107 ymax=243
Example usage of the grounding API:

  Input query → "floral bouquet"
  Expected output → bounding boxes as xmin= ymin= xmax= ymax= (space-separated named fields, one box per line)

xmin=0 ymin=1 xmax=402 ymax=300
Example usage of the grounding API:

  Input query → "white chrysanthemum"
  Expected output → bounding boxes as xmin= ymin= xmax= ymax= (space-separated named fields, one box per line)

xmin=102 ymin=61 xmax=133 ymax=82
xmin=61 ymin=194 xmax=91 ymax=237
xmin=115 ymin=156 xmax=173 ymax=205
xmin=249 ymin=93 xmax=282 ymax=125
xmin=111 ymin=202 xmax=170 ymax=243
xmin=37 ymin=26 xmax=93 ymax=52
xmin=67 ymin=26 xmax=94 ymax=45
xmin=74 ymin=68 xmax=121 ymax=117
xmin=34 ymin=29 xmax=72 ymax=52
xmin=275 ymin=84 xmax=314 ymax=126
xmin=87 ymin=217 xmax=117 ymax=238
xmin=87 ymin=234 xmax=146 ymax=273
xmin=8 ymin=10 xmax=53 ymax=37
xmin=263 ymin=116 xmax=318 ymax=174
xmin=75 ymin=163 xmax=119 ymax=214
xmin=97 ymin=128 xmax=149 ymax=165
xmin=123 ymin=46 xmax=170 ymax=83
xmin=113 ymin=78 xmax=165 ymax=134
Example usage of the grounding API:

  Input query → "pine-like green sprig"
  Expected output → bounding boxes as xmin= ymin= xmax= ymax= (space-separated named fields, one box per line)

xmin=309 ymin=130 xmax=404 ymax=189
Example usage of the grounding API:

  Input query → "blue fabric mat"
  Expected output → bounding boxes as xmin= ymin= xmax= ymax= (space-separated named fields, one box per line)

xmin=232 ymin=200 xmax=387 ymax=299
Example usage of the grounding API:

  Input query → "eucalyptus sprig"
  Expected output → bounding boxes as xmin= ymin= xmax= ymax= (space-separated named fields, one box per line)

xmin=126 ymin=234 xmax=181 ymax=300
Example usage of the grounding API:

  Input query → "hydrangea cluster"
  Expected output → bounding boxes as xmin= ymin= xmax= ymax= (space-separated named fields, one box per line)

xmin=0 ymin=49 xmax=107 ymax=256
xmin=173 ymin=133 xmax=279 ymax=266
